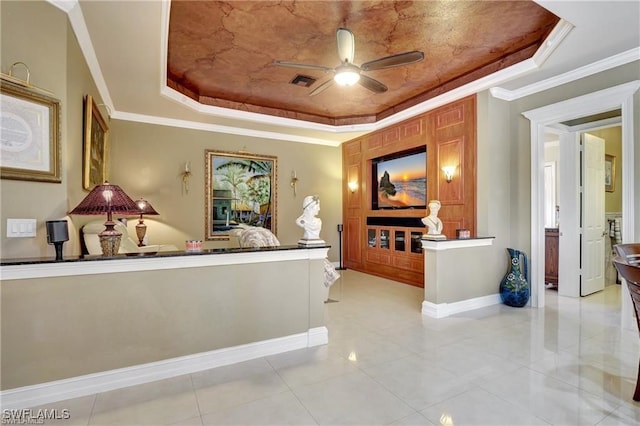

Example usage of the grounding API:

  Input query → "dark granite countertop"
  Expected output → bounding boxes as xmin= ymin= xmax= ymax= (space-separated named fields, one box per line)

xmin=420 ymin=236 xmax=496 ymax=241
xmin=1 ymin=244 xmax=330 ymax=266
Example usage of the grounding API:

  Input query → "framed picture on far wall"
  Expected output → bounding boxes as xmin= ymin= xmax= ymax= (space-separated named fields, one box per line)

xmin=605 ymin=154 xmax=615 ymax=192
xmin=205 ymin=150 xmax=277 ymax=240
xmin=83 ymin=94 xmax=109 ymax=190
xmin=0 ymin=78 xmax=61 ymax=183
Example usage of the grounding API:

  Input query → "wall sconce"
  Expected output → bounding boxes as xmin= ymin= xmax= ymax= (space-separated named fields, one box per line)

xmin=347 ymin=181 xmax=358 ymax=193
xmin=441 ymin=166 xmax=456 ymax=183
xmin=291 ymin=170 xmax=299 ymax=196
xmin=182 ymin=162 xmax=191 ymax=193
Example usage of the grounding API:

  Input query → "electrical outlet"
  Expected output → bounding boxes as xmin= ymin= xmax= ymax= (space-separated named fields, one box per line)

xmin=6 ymin=219 xmax=37 ymax=238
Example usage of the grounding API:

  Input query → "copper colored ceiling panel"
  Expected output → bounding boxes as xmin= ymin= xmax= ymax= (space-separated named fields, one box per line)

xmin=167 ymin=1 xmax=559 ymax=125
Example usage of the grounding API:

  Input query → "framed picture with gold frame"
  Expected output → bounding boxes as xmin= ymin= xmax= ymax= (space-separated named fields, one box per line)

xmin=0 ymin=78 xmax=61 ymax=183
xmin=83 ymin=94 xmax=109 ymax=190
xmin=205 ymin=150 xmax=277 ymax=240
xmin=604 ymin=154 xmax=615 ymax=192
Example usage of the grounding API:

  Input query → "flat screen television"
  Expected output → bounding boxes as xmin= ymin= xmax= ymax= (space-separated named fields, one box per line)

xmin=372 ymin=147 xmax=427 ymax=210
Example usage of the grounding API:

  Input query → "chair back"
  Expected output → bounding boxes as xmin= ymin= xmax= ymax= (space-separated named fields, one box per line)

xmin=612 ymin=254 xmax=640 ymax=332
xmin=612 ymin=243 xmax=640 ymax=402
xmin=614 ymin=243 xmax=640 ymax=265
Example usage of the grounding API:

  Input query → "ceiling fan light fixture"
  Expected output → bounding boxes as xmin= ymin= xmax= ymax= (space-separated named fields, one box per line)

xmin=334 ymin=64 xmax=360 ymax=86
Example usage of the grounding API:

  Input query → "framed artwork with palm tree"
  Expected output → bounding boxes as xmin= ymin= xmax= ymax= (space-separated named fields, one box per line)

xmin=205 ymin=150 xmax=277 ymax=240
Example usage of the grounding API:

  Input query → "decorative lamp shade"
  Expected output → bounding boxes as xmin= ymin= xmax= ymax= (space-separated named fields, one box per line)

xmin=70 ymin=182 xmax=139 ymax=219
xmin=69 ymin=182 xmax=139 ymax=256
xmin=133 ymin=198 xmax=159 ymax=247
xmin=135 ymin=198 xmax=159 ymax=216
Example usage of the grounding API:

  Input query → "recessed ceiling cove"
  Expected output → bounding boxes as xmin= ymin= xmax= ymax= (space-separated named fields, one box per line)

xmin=167 ymin=0 xmax=559 ymax=126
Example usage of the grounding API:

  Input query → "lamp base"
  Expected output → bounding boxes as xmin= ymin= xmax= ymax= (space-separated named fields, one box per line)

xmin=99 ymin=220 xmax=122 ymax=256
xmin=136 ymin=219 xmax=147 ymax=246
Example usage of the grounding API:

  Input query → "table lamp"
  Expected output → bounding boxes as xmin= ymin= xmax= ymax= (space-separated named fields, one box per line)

xmin=46 ymin=220 xmax=69 ymax=261
xmin=134 ymin=198 xmax=159 ymax=246
xmin=69 ymin=181 xmax=139 ymax=256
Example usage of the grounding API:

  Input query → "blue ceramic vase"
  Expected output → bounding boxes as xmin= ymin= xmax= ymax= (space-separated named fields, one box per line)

xmin=500 ymin=248 xmax=530 ymax=307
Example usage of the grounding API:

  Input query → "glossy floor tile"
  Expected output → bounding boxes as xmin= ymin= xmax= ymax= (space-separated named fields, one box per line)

xmin=29 ymin=270 xmax=639 ymax=425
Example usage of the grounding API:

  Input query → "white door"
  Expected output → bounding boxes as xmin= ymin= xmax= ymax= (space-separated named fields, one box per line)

xmin=580 ymin=133 xmax=606 ymax=296
xmin=558 ymin=132 xmax=580 ymax=297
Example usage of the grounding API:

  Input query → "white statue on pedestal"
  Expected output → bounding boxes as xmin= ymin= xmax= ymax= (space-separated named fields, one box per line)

xmin=422 ymin=199 xmax=446 ymax=240
xmin=296 ymin=195 xmax=325 ymax=245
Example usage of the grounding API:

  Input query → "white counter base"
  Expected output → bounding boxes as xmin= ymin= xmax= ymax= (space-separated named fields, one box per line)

xmin=421 ymin=237 xmax=497 ymax=318
xmin=422 ymin=294 xmax=502 ymax=318
xmin=1 ymin=327 xmax=328 ymax=410
xmin=1 ymin=247 xmax=329 ymax=409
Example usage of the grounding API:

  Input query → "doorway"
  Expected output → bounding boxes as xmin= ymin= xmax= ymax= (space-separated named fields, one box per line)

xmin=545 ymin=126 xmax=621 ymax=297
xmin=523 ymin=80 xmax=638 ymax=329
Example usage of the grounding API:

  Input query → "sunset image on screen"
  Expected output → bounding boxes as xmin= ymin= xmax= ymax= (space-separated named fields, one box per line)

xmin=376 ymin=151 xmax=426 ymax=208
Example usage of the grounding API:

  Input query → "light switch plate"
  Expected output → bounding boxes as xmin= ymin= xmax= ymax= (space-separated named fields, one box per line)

xmin=6 ymin=218 xmax=37 ymax=238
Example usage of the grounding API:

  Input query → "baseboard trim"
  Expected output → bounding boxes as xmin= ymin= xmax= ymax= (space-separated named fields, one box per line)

xmin=0 ymin=327 xmax=328 ymax=410
xmin=422 ymin=294 xmax=502 ymax=318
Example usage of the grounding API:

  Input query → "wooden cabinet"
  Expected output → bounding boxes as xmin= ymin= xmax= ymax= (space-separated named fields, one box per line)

xmin=545 ymin=228 xmax=559 ymax=286
xmin=365 ymin=226 xmax=424 ymax=283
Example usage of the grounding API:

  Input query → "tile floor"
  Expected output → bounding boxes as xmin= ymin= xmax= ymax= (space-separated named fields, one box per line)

xmin=29 ymin=270 xmax=639 ymax=425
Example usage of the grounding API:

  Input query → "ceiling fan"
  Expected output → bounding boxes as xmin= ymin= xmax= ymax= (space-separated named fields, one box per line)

xmin=273 ymin=28 xmax=424 ymax=96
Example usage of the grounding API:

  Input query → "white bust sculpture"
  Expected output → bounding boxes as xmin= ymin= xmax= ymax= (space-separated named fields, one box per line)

xmin=296 ymin=195 xmax=325 ymax=245
xmin=422 ymin=199 xmax=445 ymax=239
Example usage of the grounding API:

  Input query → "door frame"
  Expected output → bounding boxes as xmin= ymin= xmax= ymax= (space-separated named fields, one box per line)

xmin=523 ymin=80 xmax=639 ymax=311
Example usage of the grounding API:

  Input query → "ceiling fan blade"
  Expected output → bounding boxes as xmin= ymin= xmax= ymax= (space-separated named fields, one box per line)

xmin=360 ymin=51 xmax=424 ymax=71
xmin=358 ymin=75 xmax=387 ymax=94
xmin=309 ymin=78 xmax=335 ymax=96
xmin=272 ymin=61 xmax=332 ymax=72
xmin=336 ymin=28 xmax=355 ymax=63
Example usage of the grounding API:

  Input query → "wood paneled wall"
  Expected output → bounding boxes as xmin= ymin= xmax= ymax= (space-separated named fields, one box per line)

xmin=342 ymin=95 xmax=476 ymax=286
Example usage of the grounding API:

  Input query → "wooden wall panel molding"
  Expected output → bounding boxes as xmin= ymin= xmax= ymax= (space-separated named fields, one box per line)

xmin=402 ymin=118 xmax=423 ymax=139
xmin=365 ymin=133 xmax=383 ymax=150
xmin=345 ymin=217 xmax=362 ymax=265
xmin=347 ymin=164 xmax=361 ymax=208
xmin=342 ymin=95 xmax=476 ymax=287
xmin=437 ymin=137 xmax=464 ymax=205
xmin=382 ymin=127 xmax=400 ymax=145
xmin=343 ymin=138 xmax=363 ymax=267
xmin=345 ymin=139 xmax=361 ymax=156
xmin=442 ymin=219 xmax=463 ymax=239
xmin=435 ymin=103 xmax=465 ymax=129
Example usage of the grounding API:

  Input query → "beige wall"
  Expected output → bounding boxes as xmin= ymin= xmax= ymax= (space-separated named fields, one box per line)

xmin=474 ymin=64 xmax=639 ymax=290
xmin=1 ymin=1 xmax=74 ymax=258
xmin=588 ymin=126 xmax=623 ymax=213
xmin=0 ymin=1 xmax=342 ymax=261
xmin=108 ymin=120 xmax=342 ymax=253
xmin=505 ymin=61 xmax=640 ymax=255
xmin=475 ymin=92 xmax=515 ymax=292
xmin=1 ymin=255 xmax=326 ymax=389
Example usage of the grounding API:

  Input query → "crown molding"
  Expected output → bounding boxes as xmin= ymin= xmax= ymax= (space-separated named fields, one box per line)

xmin=158 ymin=86 xmax=372 ymax=137
xmin=112 ymin=109 xmax=343 ymax=147
xmin=491 ymin=47 xmax=640 ymax=101
xmin=47 ymin=0 xmax=116 ymax=113
xmin=531 ymin=19 xmax=574 ymax=67
xmin=45 ymin=0 xmax=76 ymax=13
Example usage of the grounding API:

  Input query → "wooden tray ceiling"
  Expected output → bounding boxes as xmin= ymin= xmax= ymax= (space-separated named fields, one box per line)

xmin=167 ymin=1 xmax=559 ymax=126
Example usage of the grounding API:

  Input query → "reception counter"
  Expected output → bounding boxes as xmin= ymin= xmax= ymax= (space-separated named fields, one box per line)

xmin=0 ymin=246 xmax=329 ymax=409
